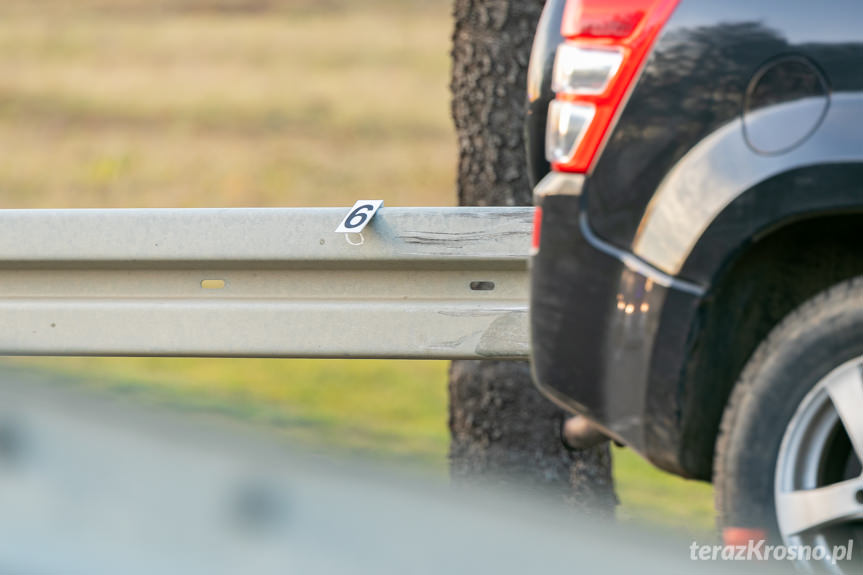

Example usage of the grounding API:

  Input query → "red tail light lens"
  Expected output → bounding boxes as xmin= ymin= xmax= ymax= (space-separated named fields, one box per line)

xmin=547 ymin=0 xmax=679 ymax=173
xmin=531 ymin=206 xmax=543 ymax=254
xmin=562 ymin=0 xmax=654 ymax=39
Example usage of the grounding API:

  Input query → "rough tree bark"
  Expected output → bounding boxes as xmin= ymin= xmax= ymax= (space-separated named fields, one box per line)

xmin=448 ymin=0 xmax=616 ymax=513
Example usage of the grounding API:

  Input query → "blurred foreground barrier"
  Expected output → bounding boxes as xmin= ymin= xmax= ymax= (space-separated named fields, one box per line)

xmin=0 ymin=370 xmax=739 ymax=575
xmin=0 ymin=207 xmax=530 ymax=359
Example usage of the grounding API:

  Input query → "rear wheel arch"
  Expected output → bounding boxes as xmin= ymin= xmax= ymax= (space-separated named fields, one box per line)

xmin=674 ymin=210 xmax=863 ymax=480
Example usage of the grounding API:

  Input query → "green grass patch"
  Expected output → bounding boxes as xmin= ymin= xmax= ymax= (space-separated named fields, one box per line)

xmin=613 ymin=445 xmax=716 ymax=540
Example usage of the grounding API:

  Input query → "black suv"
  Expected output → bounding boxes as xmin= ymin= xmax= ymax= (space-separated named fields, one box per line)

xmin=526 ymin=0 xmax=863 ymax=567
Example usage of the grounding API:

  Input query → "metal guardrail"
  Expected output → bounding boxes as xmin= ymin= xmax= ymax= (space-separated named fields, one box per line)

xmin=0 ymin=207 xmax=532 ymax=359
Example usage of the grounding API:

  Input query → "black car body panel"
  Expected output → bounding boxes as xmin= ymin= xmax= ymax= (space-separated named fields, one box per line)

xmin=586 ymin=0 xmax=863 ymax=257
xmin=531 ymin=190 xmax=701 ymax=453
xmin=528 ymin=0 xmax=863 ymax=479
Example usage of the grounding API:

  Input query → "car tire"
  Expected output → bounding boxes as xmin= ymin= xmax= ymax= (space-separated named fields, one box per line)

xmin=714 ymin=276 xmax=863 ymax=569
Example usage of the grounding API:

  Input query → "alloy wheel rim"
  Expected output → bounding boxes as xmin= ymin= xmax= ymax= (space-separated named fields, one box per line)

xmin=775 ymin=357 xmax=863 ymax=573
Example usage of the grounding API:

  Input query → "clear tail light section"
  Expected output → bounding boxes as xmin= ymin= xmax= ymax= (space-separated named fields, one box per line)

xmin=551 ymin=44 xmax=624 ymax=95
xmin=546 ymin=101 xmax=596 ymax=164
xmin=546 ymin=0 xmax=680 ymax=172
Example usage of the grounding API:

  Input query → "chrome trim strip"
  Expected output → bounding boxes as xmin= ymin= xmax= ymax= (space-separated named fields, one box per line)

xmin=579 ymin=213 xmax=706 ymax=297
xmin=533 ymin=171 xmax=705 ymax=296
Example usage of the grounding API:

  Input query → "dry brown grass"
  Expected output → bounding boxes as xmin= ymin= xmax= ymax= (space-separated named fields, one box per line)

xmin=0 ymin=0 xmax=454 ymax=208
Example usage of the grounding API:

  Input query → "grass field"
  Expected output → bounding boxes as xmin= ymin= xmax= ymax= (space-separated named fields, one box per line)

xmin=0 ymin=0 xmax=715 ymax=538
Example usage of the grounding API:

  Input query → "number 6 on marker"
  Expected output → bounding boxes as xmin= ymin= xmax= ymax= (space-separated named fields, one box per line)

xmin=334 ymin=200 xmax=384 ymax=234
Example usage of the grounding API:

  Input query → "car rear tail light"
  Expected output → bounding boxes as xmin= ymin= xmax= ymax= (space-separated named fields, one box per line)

xmin=547 ymin=0 xmax=679 ymax=172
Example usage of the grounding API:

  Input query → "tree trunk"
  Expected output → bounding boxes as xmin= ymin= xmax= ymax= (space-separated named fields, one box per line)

xmin=448 ymin=0 xmax=616 ymax=513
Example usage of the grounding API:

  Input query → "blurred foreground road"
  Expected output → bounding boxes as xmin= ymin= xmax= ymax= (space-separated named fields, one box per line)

xmin=0 ymin=368 xmax=735 ymax=575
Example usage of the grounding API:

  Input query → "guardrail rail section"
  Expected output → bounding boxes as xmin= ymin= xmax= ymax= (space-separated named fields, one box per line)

xmin=0 ymin=207 xmax=532 ymax=359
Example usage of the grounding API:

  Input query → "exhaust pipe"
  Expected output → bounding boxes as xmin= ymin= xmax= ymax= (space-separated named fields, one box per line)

xmin=561 ymin=415 xmax=609 ymax=450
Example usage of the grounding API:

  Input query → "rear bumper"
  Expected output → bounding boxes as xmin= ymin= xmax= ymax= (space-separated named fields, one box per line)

xmin=530 ymin=174 xmax=705 ymax=474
